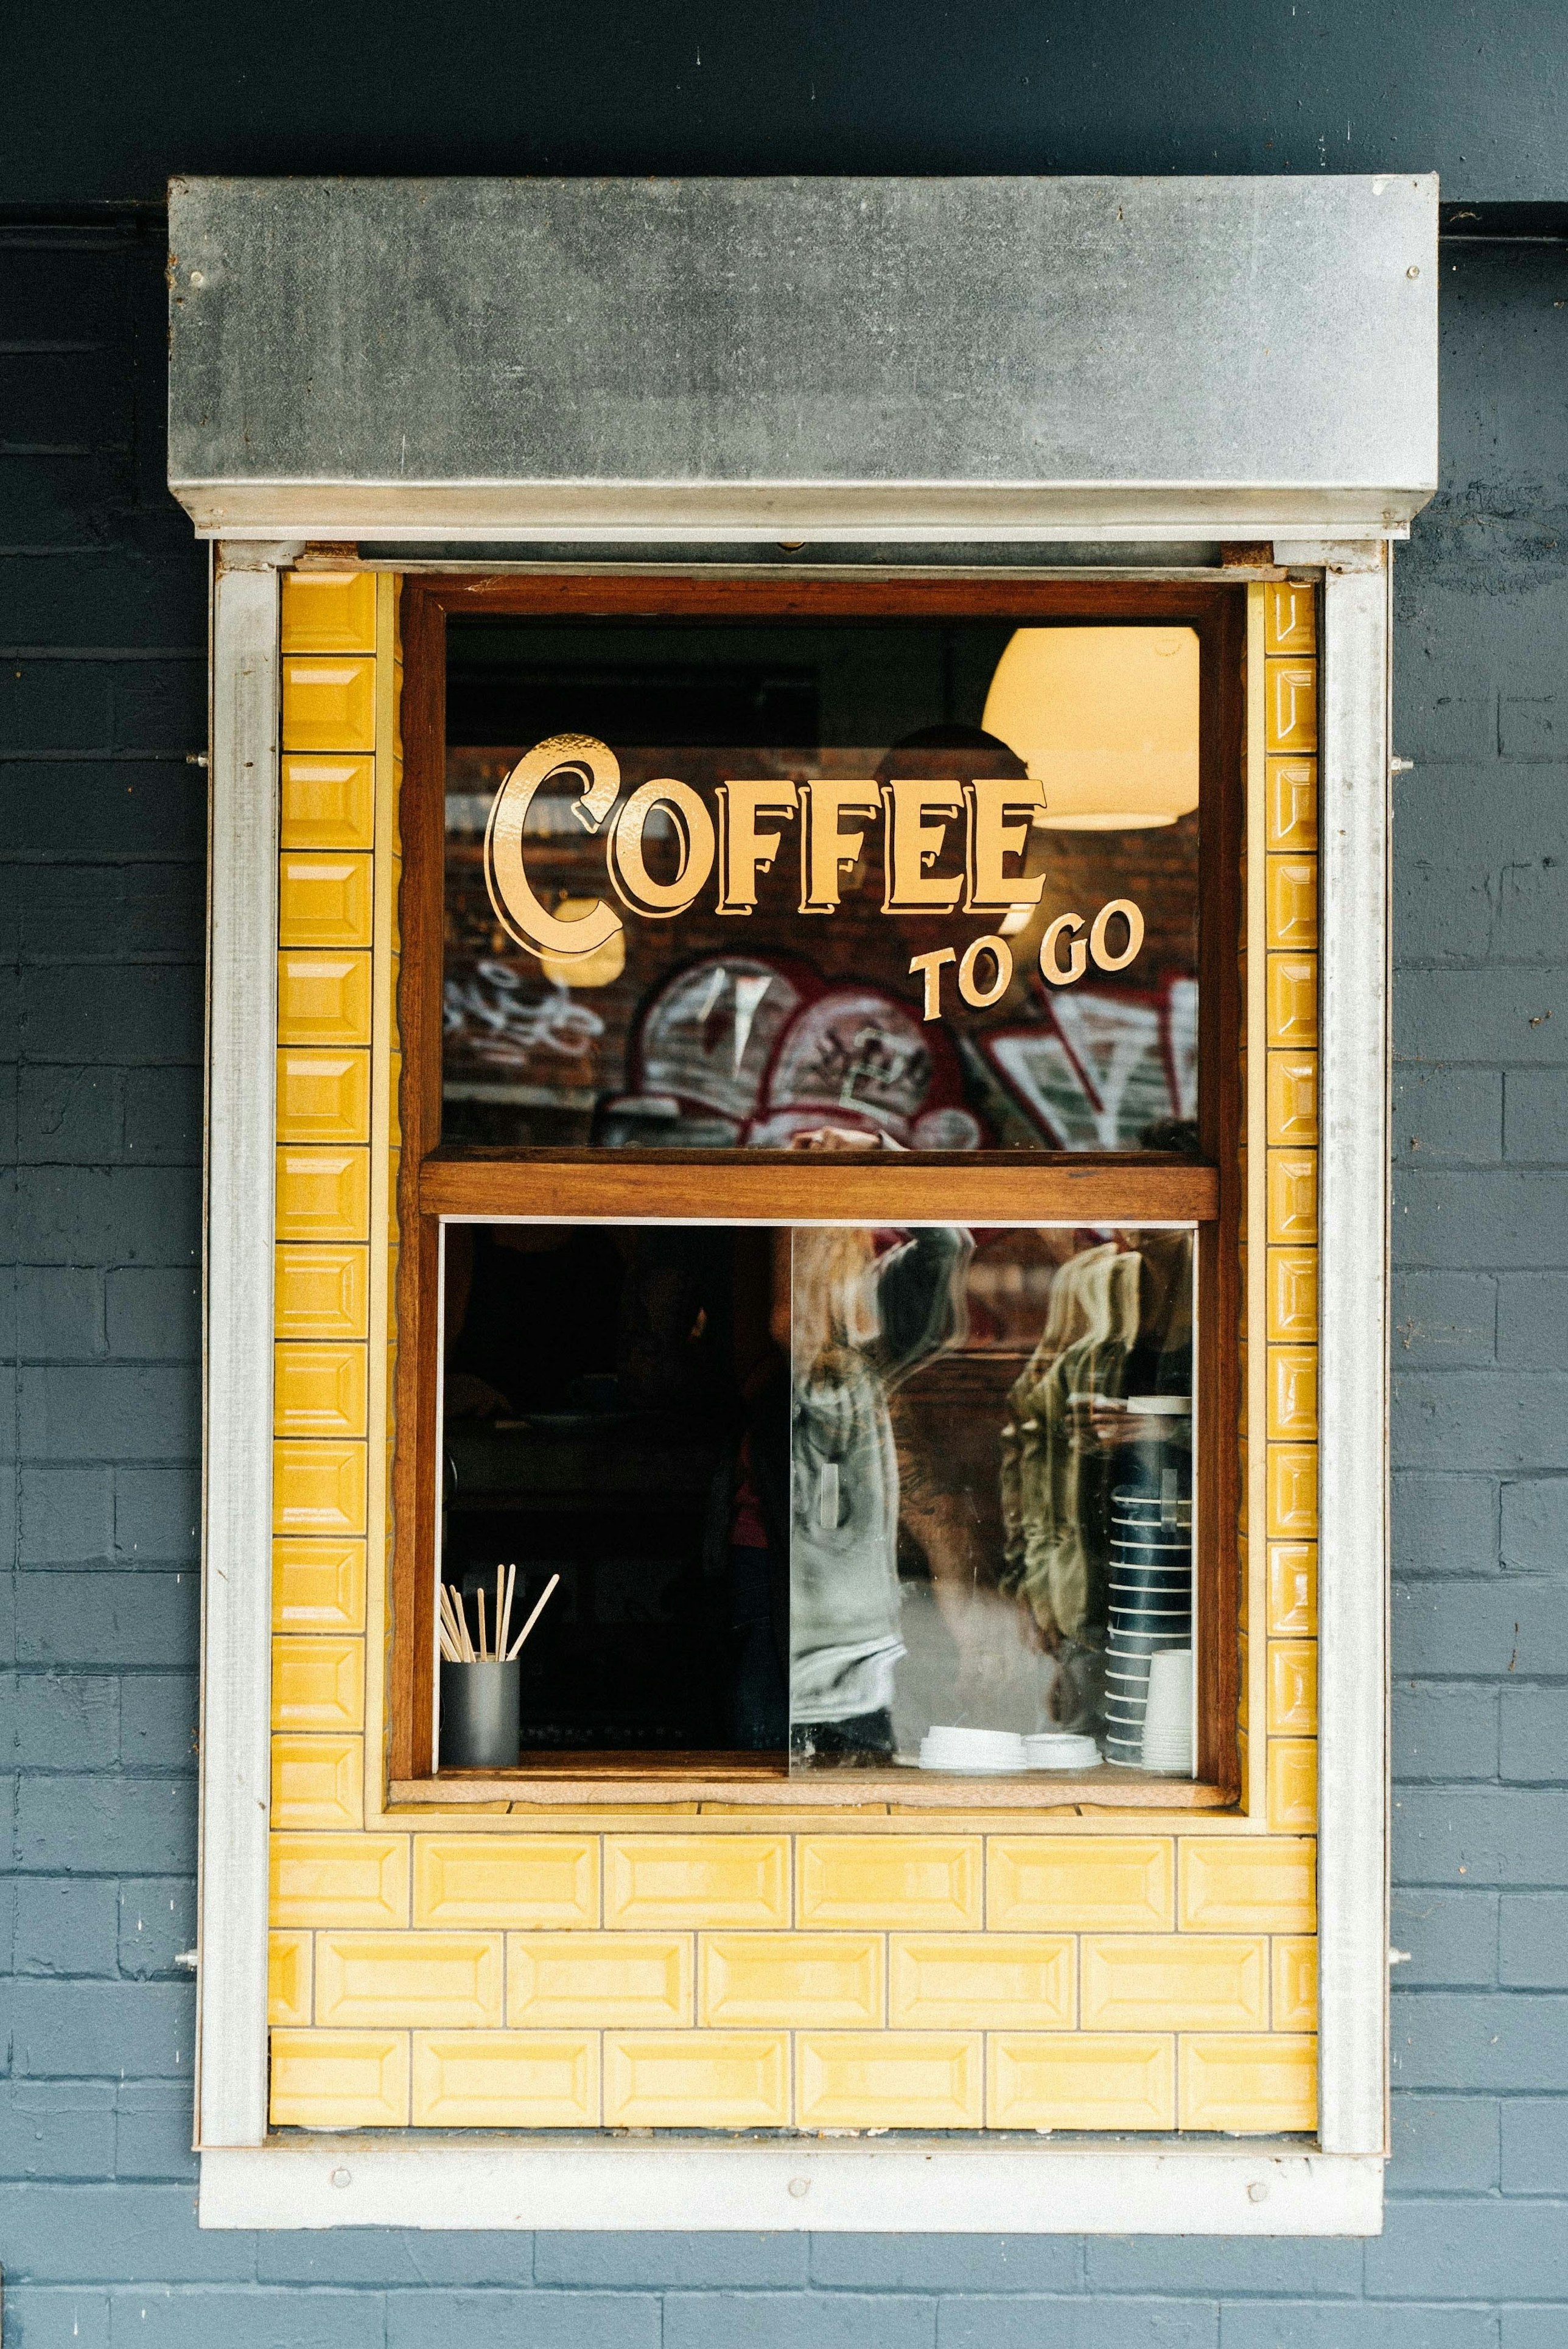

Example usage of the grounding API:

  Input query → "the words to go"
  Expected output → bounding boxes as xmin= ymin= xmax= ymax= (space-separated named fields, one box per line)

xmin=484 ymin=734 xmax=1146 ymax=1024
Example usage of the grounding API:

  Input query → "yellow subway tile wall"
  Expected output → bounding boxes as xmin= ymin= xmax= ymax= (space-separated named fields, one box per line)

xmin=267 ymin=573 xmax=1318 ymax=2140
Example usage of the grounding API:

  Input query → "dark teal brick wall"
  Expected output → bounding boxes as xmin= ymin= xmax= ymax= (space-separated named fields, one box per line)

xmin=2 ymin=203 xmax=1568 ymax=2346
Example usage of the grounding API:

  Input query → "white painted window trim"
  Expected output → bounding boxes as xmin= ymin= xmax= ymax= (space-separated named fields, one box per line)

xmin=195 ymin=534 xmax=1391 ymax=2234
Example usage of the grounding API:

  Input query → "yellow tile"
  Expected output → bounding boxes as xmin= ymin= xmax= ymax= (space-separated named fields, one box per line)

xmin=281 ymin=569 xmax=378 ymax=654
xmin=1269 ymin=1740 xmax=1318 ymax=1831
xmin=1264 ymin=581 xmax=1317 ymax=656
xmin=413 ymin=1836 xmax=599 ymax=1927
xmin=275 ymin=1146 xmax=370 ymax=1243
xmin=1266 ymin=756 xmax=1318 ymax=852
xmin=1266 ymin=1542 xmax=1317 ymax=1637
xmin=700 ymin=1934 xmax=882 ymax=2028
xmin=270 ymin=1737 xmax=364 ymax=1831
xmin=1180 ymin=2033 xmax=1317 ymax=2132
xmin=270 ymin=2028 xmax=409 ymax=2127
xmin=1266 ymin=1447 xmax=1317 ymax=1539
xmin=268 ymin=1930 xmax=312 ymax=2026
xmin=1266 ymin=953 xmax=1318 ymax=1047
xmin=281 ymin=753 xmax=376 ymax=851
xmin=1266 ymin=856 xmax=1318 ymax=950
xmin=797 ymin=2031 xmax=982 ymax=2130
xmin=1265 ymin=658 xmax=1318 ymax=754
xmin=510 ymin=1933 xmax=692 ymax=2028
xmin=270 ymin=1634 xmax=364 ymax=1733
xmin=604 ymin=1836 xmax=790 ymax=1929
xmin=1081 ymin=1936 xmax=1267 ymax=2031
xmin=273 ymin=1441 xmax=368 ymax=1539
xmin=271 ymin=1833 xmax=408 ymax=1926
xmin=1273 ymin=1937 xmax=1318 ymax=2030
xmin=276 ymin=1049 xmax=371 ymax=1144
xmin=798 ymin=1836 xmax=981 ymax=1929
xmin=603 ymin=2031 xmax=790 ymax=2128
xmin=1178 ymin=1838 xmax=1316 ymax=1933
xmin=275 ymin=1246 xmax=368 ymax=1344
xmin=315 ymin=1931 xmax=503 ymax=2028
xmin=272 ymin=1539 xmax=366 ymax=1635
xmin=274 ymin=1343 xmax=368 ymax=1441
xmin=989 ymin=2034 xmax=1175 ymax=2130
xmin=987 ymin=1838 xmax=1174 ymax=1932
xmin=1267 ymin=1151 xmax=1317 ymax=1243
xmin=278 ymin=851 xmax=374 ymax=948
xmin=411 ymin=2031 xmax=599 ymax=2127
xmin=1267 ymin=1250 xmax=1318 ymax=1343
xmin=278 ymin=951 xmax=373 ymax=1047
xmin=1267 ymin=1641 xmax=1319 ymax=1735
xmin=282 ymin=655 xmax=377 ymax=753
xmin=1267 ymin=1052 xmax=1319 ymax=1145
xmin=1267 ymin=1347 xmax=1318 ymax=1441
xmin=889 ymin=1934 xmax=1074 ymax=2029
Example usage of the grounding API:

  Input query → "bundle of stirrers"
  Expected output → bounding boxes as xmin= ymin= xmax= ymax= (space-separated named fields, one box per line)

xmin=438 ymin=1564 xmax=559 ymax=1665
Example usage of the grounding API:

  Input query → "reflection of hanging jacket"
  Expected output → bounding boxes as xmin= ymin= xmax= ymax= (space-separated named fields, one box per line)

xmin=791 ymin=1227 xmax=971 ymax=1723
xmin=999 ymin=1246 xmax=1142 ymax=1643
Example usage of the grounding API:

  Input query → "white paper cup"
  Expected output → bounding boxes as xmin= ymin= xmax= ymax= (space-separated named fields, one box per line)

xmin=1139 ymin=1648 xmax=1195 ymax=1773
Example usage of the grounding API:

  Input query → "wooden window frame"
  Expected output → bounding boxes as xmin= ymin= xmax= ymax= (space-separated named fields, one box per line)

xmin=390 ymin=575 xmax=1247 ymax=1805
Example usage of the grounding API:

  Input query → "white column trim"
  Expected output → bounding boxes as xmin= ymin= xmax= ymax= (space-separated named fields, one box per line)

xmin=196 ymin=553 xmax=282 ymax=2149
xmin=1315 ymin=557 xmax=1393 ymax=2156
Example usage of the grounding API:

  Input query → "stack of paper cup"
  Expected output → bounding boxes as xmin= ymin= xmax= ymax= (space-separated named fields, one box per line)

xmin=1139 ymin=1648 xmax=1195 ymax=1774
xmin=919 ymin=1726 xmax=1028 ymax=1772
xmin=1104 ymin=1469 xmax=1193 ymax=1766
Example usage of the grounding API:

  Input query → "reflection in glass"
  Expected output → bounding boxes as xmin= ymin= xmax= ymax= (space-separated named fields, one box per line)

xmin=442 ymin=621 xmax=1201 ymax=1154
xmin=788 ymin=1225 xmax=1196 ymax=1777
xmin=433 ymin=1218 xmax=1196 ymax=1782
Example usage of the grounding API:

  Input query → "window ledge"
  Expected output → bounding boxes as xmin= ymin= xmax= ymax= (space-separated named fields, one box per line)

xmin=390 ymin=1765 xmax=1236 ymax=1811
xmin=200 ymin=2133 xmax=1383 ymax=2234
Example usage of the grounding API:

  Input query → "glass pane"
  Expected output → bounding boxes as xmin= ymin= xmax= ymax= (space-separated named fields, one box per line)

xmin=435 ymin=1217 xmax=1195 ymax=1780
xmin=788 ymin=1224 xmax=1196 ymax=1778
xmin=438 ymin=1221 xmax=790 ymax=1761
xmin=443 ymin=619 xmax=1201 ymax=1153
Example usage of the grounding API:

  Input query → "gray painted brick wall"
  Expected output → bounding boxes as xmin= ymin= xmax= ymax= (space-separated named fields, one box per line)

xmin=2 ymin=217 xmax=1567 ymax=2347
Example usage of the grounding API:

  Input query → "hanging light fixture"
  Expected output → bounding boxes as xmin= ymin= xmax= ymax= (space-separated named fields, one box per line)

xmin=981 ymin=626 xmax=1200 ymax=829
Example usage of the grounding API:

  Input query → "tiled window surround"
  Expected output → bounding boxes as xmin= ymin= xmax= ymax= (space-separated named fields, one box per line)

xmin=264 ymin=574 xmax=1320 ymax=2141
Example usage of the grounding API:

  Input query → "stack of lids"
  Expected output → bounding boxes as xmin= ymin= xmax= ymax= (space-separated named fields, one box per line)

xmin=1024 ymin=1732 xmax=1102 ymax=1770
xmin=918 ymin=1726 xmax=1029 ymax=1773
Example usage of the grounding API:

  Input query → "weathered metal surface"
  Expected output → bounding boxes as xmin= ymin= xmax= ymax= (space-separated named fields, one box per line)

xmin=167 ymin=175 xmax=1438 ymax=541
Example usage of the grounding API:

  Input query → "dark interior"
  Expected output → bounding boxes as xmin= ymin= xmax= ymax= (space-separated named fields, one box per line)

xmin=440 ymin=1220 xmax=789 ymax=1758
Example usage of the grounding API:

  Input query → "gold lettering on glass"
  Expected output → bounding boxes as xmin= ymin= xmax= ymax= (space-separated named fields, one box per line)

xmin=881 ymin=779 xmax=964 ymax=915
xmin=608 ymin=778 xmax=716 ymax=919
xmin=798 ymin=779 xmax=881 ymax=915
xmin=957 ymin=934 xmax=1014 ymax=1009
xmin=962 ymin=778 xmax=1047 ymax=914
xmin=715 ymin=780 xmax=800 ymax=915
xmin=483 ymin=732 xmax=623 ymax=961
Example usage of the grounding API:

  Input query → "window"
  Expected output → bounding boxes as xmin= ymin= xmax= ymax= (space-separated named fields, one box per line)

xmin=391 ymin=578 xmax=1243 ymax=1800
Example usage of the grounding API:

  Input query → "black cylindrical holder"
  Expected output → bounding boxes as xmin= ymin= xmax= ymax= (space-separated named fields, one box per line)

xmin=440 ymin=1659 xmax=520 ymax=1769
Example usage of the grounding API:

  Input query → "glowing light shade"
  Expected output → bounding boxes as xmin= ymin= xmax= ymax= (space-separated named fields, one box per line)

xmin=981 ymin=626 xmax=1200 ymax=829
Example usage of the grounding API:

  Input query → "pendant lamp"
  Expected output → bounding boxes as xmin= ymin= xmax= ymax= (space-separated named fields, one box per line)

xmin=981 ymin=626 xmax=1200 ymax=829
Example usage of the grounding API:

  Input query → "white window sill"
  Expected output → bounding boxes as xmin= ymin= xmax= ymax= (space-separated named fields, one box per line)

xmin=200 ymin=2136 xmax=1384 ymax=2234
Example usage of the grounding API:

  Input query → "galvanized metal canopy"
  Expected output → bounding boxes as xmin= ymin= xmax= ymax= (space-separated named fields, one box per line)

xmin=167 ymin=174 xmax=1438 ymax=543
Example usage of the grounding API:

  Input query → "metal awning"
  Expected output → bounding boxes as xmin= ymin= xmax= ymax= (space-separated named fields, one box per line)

xmin=167 ymin=174 xmax=1438 ymax=543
